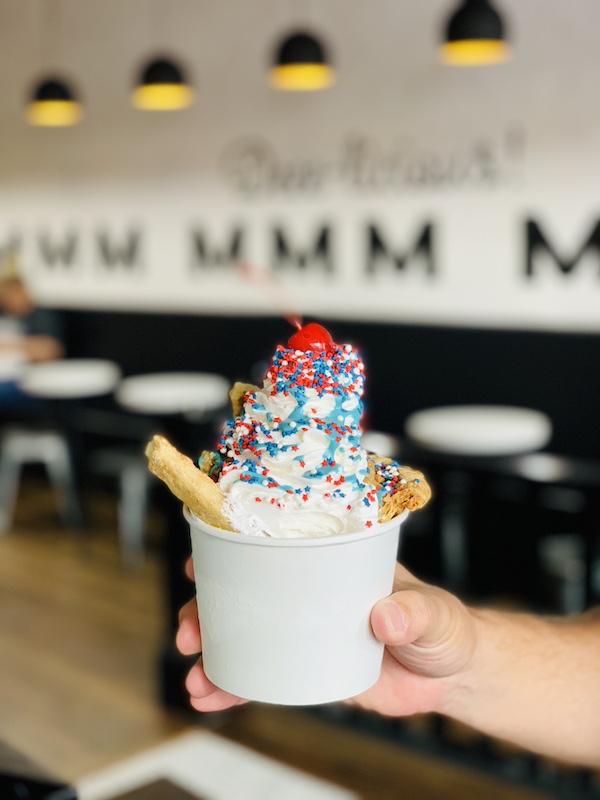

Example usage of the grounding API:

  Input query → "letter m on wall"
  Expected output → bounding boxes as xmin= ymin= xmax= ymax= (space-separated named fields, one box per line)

xmin=525 ymin=219 xmax=600 ymax=277
xmin=191 ymin=228 xmax=244 ymax=269
xmin=366 ymin=223 xmax=435 ymax=275
xmin=272 ymin=226 xmax=332 ymax=274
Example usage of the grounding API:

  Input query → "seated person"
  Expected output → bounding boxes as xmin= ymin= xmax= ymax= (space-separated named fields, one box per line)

xmin=0 ymin=257 xmax=64 ymax=415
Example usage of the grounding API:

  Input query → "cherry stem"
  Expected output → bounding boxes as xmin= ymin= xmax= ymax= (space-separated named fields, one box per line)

xmin=237 ymin=261 xmax=302 ymax=330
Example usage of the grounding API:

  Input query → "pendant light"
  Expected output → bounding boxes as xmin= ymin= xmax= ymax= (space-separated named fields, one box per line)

xmin=269 ymin=31 xmax=335 ymax=91
xmin=26 ymin=77 xmax=83 ymax=127
xmin=440 ymin=0 xmax=511 ymax=66
xmin=132 ymin=57 xmax=194 ymax=110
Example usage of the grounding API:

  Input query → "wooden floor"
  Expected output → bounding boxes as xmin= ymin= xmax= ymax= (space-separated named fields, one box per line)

xmin=0 ymin=473 xmax=580 ymax=799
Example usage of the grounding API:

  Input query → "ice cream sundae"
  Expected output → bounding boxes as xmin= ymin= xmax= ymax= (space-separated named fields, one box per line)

xmin=146 ymin=322 xmax=430 ymax=536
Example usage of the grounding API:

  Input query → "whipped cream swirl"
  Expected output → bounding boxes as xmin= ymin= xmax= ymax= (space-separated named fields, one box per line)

xmin=217 ymin=343 xmax=379 ymax=538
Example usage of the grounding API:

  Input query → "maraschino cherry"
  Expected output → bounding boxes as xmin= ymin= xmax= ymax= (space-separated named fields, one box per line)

xmin=288 ymin=323 xmax=335 ymax=353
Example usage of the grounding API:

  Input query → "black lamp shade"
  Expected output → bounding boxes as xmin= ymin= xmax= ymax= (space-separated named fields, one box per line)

xmin=138 ymin=58 xmax=186 ymax=86
xmin=32 ymin=78 xmax=76 ymax=103
xmin=275 ymin=33 xmax=328 ymax=67
xmin=445 ymin=0 xmax=505 ymax=43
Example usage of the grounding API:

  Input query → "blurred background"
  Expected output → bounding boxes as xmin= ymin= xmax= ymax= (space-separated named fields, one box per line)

xmin=0 ymin=1 xmax=599 ymax=798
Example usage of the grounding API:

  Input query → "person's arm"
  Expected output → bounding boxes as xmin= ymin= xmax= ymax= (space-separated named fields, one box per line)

xmin=176 ymin=558 xmax=600 ymax=766
xmin=440 ymin=605 xmax=600 ymax=765
xmin=0 ymin=332 xmax=63 ymax=360
xmin=22 ymin=335 xmax=64 ymax=362
xmin=367 ymin=566 xmax=600 ymax=767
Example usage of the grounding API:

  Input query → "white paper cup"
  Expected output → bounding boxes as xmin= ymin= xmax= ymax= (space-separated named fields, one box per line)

xmin=185 ymin=507 xmax=408 ymax=706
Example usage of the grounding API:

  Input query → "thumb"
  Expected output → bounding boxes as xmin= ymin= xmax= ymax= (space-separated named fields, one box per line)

xmin=371 ymin=589 xmax=442 ymax=648
xmin=371 ymin=586 xmax=477 ymax=678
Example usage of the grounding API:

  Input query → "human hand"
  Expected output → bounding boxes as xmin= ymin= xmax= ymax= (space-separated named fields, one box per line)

xmin=351 ymin=562 xmax=477 ymax=717
xmin=176 ymin=557 xmax=247 ymax=713
xmin=176 ymin=558 xmax=477 ymax=716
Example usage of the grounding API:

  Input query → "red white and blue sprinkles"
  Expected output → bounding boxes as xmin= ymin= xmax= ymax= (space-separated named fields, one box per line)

xmin=216 ymin=342 xmax=381 ymax=532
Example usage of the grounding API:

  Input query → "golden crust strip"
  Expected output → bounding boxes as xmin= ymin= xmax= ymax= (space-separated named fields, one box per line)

xmin=367 ymin=457 xmax=432 ymax=522
xmin=145 ymin=434 xmax=233 ymax=531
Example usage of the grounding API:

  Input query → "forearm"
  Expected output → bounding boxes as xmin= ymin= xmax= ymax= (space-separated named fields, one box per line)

xmin=22 ymin=335 xmax=64 ymax=362
xmin=439 ymin=606 xmax=600 ymax=766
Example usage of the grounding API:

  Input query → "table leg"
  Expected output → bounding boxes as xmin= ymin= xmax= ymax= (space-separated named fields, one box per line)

xmin=581 ymin=491 xmax=600 ymax=608
xmin=439 ymin=470 xmax=472 ymax=592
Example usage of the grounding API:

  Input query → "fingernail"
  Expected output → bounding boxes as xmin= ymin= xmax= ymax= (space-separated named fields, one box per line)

xmin=381 ymin=600 xmax=407 ymax=634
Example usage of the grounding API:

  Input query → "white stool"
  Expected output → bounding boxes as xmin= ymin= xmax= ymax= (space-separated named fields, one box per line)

xmin=19 ymin=359 xmax=122 ymax=400
xmin=90 ymin=446 xmax=152 ymax=568
xmin=0 ymin=425 xmax=83 ymax=532
xmin=113 ymin=372 xmax=231 ymax=565
xmin=116 ymin=372 xmax=230 ymax=417
xmin=404 ymin=405 xmax=553 ymax=589
xmin=405 ymin=405 xmax=552 ymax=457
xmin=361 ymin=430 xmax=400 ymax=459
xmin=6 ymin=359 xmax=123 ymax=534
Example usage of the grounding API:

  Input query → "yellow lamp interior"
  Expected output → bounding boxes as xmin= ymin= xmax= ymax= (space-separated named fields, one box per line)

xmin=269 ymin=63 xmax=336 ymax=91
xmin=439 ymin=39 xmax=511 ymax=65
xmin=132 ymin=83 xmax=194 ymax=110
xmin=26 ymin=99 xmax=83 ymax=127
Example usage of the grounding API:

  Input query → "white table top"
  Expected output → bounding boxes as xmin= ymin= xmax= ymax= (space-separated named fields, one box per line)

xmin=0 ymin=353 xmax=26 ymax=382
xmin=404 ymin=405 xmax=553 ymax=457
xmin=361 ymin=430 xmax=400 ymax=459
xmin=19 ymin=359 xmax=122 ymax=399
xmin=116 ymin=371 xmax=230 ymax=415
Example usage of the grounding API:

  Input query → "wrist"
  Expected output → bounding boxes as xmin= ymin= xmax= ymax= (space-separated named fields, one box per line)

xmin=433 ymin=607 xmax=552 ymax=725
xmin=431 ymin=605 xmax=490 ymax=718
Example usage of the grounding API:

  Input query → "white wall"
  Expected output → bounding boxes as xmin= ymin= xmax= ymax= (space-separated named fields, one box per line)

xmin=0 ymin=0 xmax=599 ymax=331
